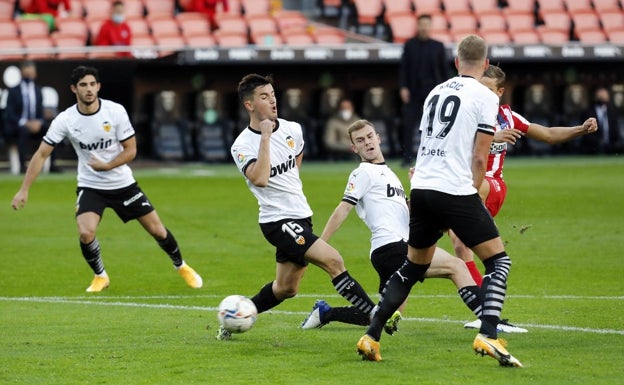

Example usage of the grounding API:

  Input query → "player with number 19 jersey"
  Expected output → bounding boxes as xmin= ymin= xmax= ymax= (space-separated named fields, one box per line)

xmin=231 ymin=118 xmax=313 ymax=223
xmin=43 ymin=99 xmax=136 ymax=190
xmin=412 ymin=75 xmax=499 ymax=195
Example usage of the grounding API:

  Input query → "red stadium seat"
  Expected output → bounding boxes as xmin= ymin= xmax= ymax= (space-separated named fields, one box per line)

xmin=387 ymin=11 xmax=417 ymax=43
xmin=577 ymin=29 xmax=607 ymax=43
xmin=220 ymin=0 xmax=242 ymax=16
xmin=540 ymin=10 xmax=571 ymax=30
xmin=352 ymin=0 xmax=384 ymax=25
xmin=0 ymin=0 xmax=15 ymax=20
xmin=410 ymin=0 xmax=442 ymax=15
xmin=246 ymin=14 xmax=278 ymax=36
xmin=447 ymin=12 xmax=478 ymax=34
xmin=592 ymin=0 xmax=621 ymax=12
xmin=430 ymin=13 xmax=449 ymax=32
xmin=605 ymin=28 xmax=624 ymax=43
xmin=22 ymin=36 xmax=55 ymax=59
xmin=16 ymin=18 xmax=49 ymax=38
xmin=154 ymin=34 xmax=186 ymax=56
xmin=537 ymin=0 xmax=565 ymax=14
xmin=83 ymin=0 xmax=111 ymax=20
xmin=562 ymin=0 xmax=592 ymax=13
xmin=469 ymin=0 xmax=499 ymax=15
xmin=442 ymin=0 xmax=470 ymax=15
xmin=598 ymin=10 xmax=624 ymax=31
xmin=178 ymin=17 xmax=211 ymax=37
xmin=504 ymin=0 xmax=535 ymax=13
xmin=538 ymin=28 xmax=569 ymax=43
xmin=252 ymin=32 xmax=283 ymax=46
xmin=504 ymin=11 xmax=536 ymax=32
xmin=282 ymin=31 xmax=314 ymax=45
xmin=126 ymin=17 xmax=150 ymax=37
xmin=54 ymin=17 xmax=88 ymax=41
xmin=382 ymin=0 xmax=413 ymax=21
xmin=0 ymin=37 xmax=25 ymax=60
xmin=0 ymin=20 xmax=18 ymax=39
xmin=571 ymin=11 xmax=601 ymax=35
xmin=481 ymin=30 xmax=512 ymax=44
xmin=310 ymin=27 xmax=346 ymax=45
xmin=143 ymin=0 xmax=175 ymax=17
xmin=216 ymin=14 xmax=248 ymax=34
xmin=511 ymin=29 xmax=541 ymax=43
xmin=213 ymin=30 xmax=248 ymax=46
xmin=274 ymin=10 xmax=308 ymax=32
xmin=148 ymin=16 xmax=181 ymax=37
xmin=185 ymin=34 xmax=216 ymax=48
xmin=477 ymin=11 xmax=507 ymax=33
xmin=241 ymin=0 xmax=270 ymax=16
xmin=53 ymin=35 xmax=87 ymax=59
xmin=124 ymin=0 xmax=145 ymax=18
xmin=429 ymin=30 xmax=453 ymax=43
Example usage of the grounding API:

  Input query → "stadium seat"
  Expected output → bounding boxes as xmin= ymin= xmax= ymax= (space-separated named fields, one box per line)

xmin=504 ymin=11 xmax=536 ymax=33
xmin=53 ymin=35 xmax=87 ymax=59
xmin=220 ymin=0 xmax=242 ymax=16
xmin=83 ymin=0 xmax=111 ymax=20
xmin=143 ymin=0 xmax=175 ymax=17
xmin=382 ymin=0 xmax=413 ymax=20
xmin=410 ymin=0 xmax=442 ymax=15
xmin=598 ymin=10 xmax=624 ymax=31
xmin=592 ymin=0 xmax=621 ymax=12
xmin=252 ymin=32 xmax=283 ymax=46
xmin=16 ymin=18 xmax=49 ymax=38
xmin=178 ymin=17 xmax=211 ymax=37
xmin=387 ymin=11 xmax=417 ymax=43
xmin=571 ymin=11 xmax=601 ymax=36
xmin=22 ymin=36 xmax=55 ymax=59
xmin=148 ymin=16 xmax=181 ymax=37
xmin=477 ymin=11 xmax=507 ymax=33
xmin=123 ymin=0 xmax=145 ymax=18
xmin=310 ymin=27 xmax=346 ymax=45
xmin=577 ymin=29 xmax=607 ymax=43
xmin=282 ymin=31 xmax=314 ymax=45
xmin=503 ymin=0 xmax=536 ymax=13
xmin=540 ymin=10 xmax=571 ymax=30
xmin=216 ymin=14 xmax=248 ymax=35
xmin=273 ymin=10 xmax=308 ymax=32
xmin=213 ymin=30 xmax=249 ymax=46
xmin=352 ymin=0 xmax=384 ymax=26
xmin=131 ymin=34 xmax=155 ymax=47
xmin=0 ymin=0 xmax=15 ymax=20
xmin=442 ymin=0 xmax=471 ymax=15
xmin=154 ymin=34 xmax=186 ymax=56
xmin=176 ymin=12 xmax=206 ymax=21
xmin=87 ymin=18 xmax=104 ymax=44
xmin=0 ymin=37 xmax=24 ymax=60
xmin=126 ymin=17 xmax=150 ymax=37
xmin=562 ymin=0 xmax=593 ymax=13
xmin=430 ymin=30 xmax=452 ymax=43
xmin=0 ymin=20 xmax=18 ymax=39
xmin=605 ymin=28 xmax=624 ymax=43
xmin=246 ymin=14 xmax=278 ymax=36
xmin=537 ymin=0 xmax=565 ymax=14
xmin=447 ymin=12 xmax=478 ymax=34
xmin=185 ymin=34 xmax=216 ymax=48
xmin=53 ymin=18 xmax=88 ymax=42
xmin=469 ymin=0 xmax=500 ymax=15
xmin=538 ymin=28 xmax=569 ymax=43
xmin=481 ymin=30 xmax=512 ymax=44
xmin=430 ymin=13 xmax=449 ymax=32
xmin=63 ymin=0 xmax=84 ymax=18
xmin=512 ymin=29 xmax=541 ymax=43
xmin=241 ymin=0 xmax=270 ymax=16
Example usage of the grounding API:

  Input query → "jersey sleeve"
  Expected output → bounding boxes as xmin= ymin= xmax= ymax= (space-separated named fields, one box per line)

xmin=510 ymin=110 xmax=531 ymax=133
xmin=114 ymin=103 xmax=135 ymax=141
xmin=231 ymin=137 xmax=257 ymax=176
xmin=43 ymin=112 xmax=68 ymax=146
xmin=293 ymin=121 xmax=305 ymax=156
xmin=477 ymin=89 xmax=499 ymax=136
xmin=341 ymin=168 xmax=373 ymax=206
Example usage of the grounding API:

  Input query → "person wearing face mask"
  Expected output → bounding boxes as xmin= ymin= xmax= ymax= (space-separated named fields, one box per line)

xmin=323 ymin=98 xmax=360 ymax=160
xmin=95 ymin=1 xmax=132 ymax=57
xmin=581 ymin=87 xmax=622 ymax=154
xmin=3 ymin=61 xmax=45 ymax=174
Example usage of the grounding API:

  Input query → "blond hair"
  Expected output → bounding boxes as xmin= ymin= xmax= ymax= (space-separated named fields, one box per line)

xmin=347 ymin=119 xmax=374 ymax=143
xmin=457 ymin=35 xmax=487 ymax=66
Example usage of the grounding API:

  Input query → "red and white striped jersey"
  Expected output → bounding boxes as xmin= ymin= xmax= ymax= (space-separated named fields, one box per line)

xmin=486 ymin=104 xmax=530 ymax=179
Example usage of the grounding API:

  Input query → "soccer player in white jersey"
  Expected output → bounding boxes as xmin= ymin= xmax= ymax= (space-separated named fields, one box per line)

xmin=11 ymin=65 xmax=203 ymax=292
xmin=300 ymin=120 xmax=488 ymax=333
xmin=356 ymin=35 xmax=523 ymax=367
xmin=453 ymin=64 xmax=597 ymax=329
xmin=227 ymin=74 xmax=376 ymax=340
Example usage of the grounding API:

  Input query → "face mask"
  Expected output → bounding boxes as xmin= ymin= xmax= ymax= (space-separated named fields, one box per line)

xmin=112 ymin=14 xmax=125 ymax=24
xmin=203 ymin=109 xmax=217 ymax=124
xmin=340 ymin=110 xmax=353 ymax=121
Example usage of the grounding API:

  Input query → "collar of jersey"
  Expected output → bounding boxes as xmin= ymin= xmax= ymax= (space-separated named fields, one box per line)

xmin=248 ymin=119 xmax=280 ymax=134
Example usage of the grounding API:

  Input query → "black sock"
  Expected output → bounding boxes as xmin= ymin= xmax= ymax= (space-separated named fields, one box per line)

xmin=80 ymin=238 xmax=104 ymax=275
xmin=332 ymin=271 xmax=376 ymax=315
xmin=251 ymin=282 xmax=283 ymax=314
xmin=156 ymin=228 xmax=183 ymax=267
xmin=324 ymin=306 xmax=371 ymax=326
xmin=366 ymin=260 xmax=430 ymax=341
xmin=480 ymin=252 xmax=511 ymax=338
xmin=458 ymin=285 xmax=482 ymax=317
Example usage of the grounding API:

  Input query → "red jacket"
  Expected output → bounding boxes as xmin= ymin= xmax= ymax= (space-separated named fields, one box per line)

xmin=95 ymin=19 xmax=132 ymax=57
xmin=189 ymin=0 xmax=228 ymax=27
xmin=26 ymin=0 xmax=71 ymax=16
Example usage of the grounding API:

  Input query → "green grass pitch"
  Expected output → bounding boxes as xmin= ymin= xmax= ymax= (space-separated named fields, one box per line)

xmin=1 ymin=156 xmax=623 ymax=384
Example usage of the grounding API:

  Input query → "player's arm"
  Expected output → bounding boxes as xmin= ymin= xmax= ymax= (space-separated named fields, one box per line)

xmin=320 ymin=201 xmax=354 ymax=242
xmin=471 ymin=131 xmax=493 ymax=190
xmin=89 ymin=136 xmax=137 ymax=171
xmin=526 ymin=117 xmax=598 ymax=144
xmin=12 ymin=141 xmax=54 ymax=210
xmin=244 ymin=119 xmax=273 ymax=187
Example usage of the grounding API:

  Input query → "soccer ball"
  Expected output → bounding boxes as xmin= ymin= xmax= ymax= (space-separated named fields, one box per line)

xmin=217 ymin=295 xmax=257 ymax=333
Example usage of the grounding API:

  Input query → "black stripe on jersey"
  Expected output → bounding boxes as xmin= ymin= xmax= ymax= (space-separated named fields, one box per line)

xmin=43 ymin=137 xmax=58 ymax=147
xmin=241 ymin=158 xmax=257 ymax=176
xmin=120 ymin=133 xmax=136 ymax=143
xmin=342 ymin=196 xmax=358 ymax=205
xmin=477 ymin=124 xmax=495 ymax=135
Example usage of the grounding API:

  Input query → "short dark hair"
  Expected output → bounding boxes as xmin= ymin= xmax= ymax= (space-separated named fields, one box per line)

xmin=417 ymin=14 xmax=431 ymax=21
xmin=19 ymin=60 xmax=36 ymax=69
xmin=483 ymin=64 xmax=506 ymax=88
xmin=70 ymin=66 xmax=100 ymax=85
xmin=237 ymin=73 xmax=273 ymax=103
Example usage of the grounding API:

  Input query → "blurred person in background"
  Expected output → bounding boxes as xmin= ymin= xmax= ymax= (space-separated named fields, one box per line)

xmin=323 ymin=97 xmax=359 ymax=160
xmin=22 ymin=0 xmax=71 ymax=31
xmin=581 ymin=87 xmax=622 ymax=154
xmin=95 ymin=1 xmax=132 ymax=57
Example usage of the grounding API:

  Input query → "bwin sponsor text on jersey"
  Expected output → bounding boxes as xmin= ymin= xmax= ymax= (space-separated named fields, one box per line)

xmin=79 ymin=138 xmax=113 ymax=151
xmin=386 ymin=184 xmax=406 ymax=199
xmin=270 ymin=155 xmax=296 ymax=177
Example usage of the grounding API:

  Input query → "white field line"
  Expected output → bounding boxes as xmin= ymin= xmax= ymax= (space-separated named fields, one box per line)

xmin=1 ymin=295 xmax=623 ymax=336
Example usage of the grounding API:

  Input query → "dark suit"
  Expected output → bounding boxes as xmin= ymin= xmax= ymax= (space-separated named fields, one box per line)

xmin=581 ymin=103 xmax=622 ymax=154
xmin=399 ymin=37 xmax=448 ymax=164
xmin=3 ymin=80 xmax=44 ymax=171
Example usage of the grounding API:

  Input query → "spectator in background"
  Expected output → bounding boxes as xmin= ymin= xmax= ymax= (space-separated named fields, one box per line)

xmin=323 ymin=98 xmax=360 ymax=160
xmin=581 ymin=87 xmax=622 ymax=154
xmin=398 ymin=14 xmax=448 ymax=167
xmin=22 ymin=0 xmax=71 ymax=31
xmin=3 ymin=61 xmax=45 ymax=174
xmin=95 ymin=1 xmax=132 ymax=57
xmin=189 ymin=0 xmax=228 ymax=30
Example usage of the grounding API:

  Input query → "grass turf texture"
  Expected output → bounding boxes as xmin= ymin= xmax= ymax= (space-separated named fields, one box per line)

xmin=1 ymin=156 xmax=622 ymax=384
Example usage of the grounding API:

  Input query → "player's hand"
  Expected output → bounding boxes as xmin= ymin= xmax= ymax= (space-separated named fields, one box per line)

xmin=12 ymin=190 xmax=28 ymax=210
xmin=582 ymin=117 xmax=598 ymax=134
xmin=493 ymin=128 xmax=523 ymax=144
xmin=408 ymin=166 xmax=415 ymax=179
xmin=88 ymin=155 xmax=110 ymax=171
xmin=258 ymin=119 xmax=275 ymax=135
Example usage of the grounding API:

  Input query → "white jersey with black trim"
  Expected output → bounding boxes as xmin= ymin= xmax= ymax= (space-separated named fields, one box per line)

xmin=43 ymin=99 xmax=136 ymax=190
xmin=231 ymin=118 xmax=313 ymax=223
xmin=411 ymin=75 xmax=499 ymax=195
xmin=342 ymin=162 xmax=409 ymax=256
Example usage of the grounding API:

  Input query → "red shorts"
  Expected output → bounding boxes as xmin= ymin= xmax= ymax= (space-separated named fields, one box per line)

xmin=484 ymin=176 xmax=507 ymax=217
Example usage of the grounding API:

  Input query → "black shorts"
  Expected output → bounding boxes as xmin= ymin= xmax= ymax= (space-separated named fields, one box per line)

xmin=408 ymin=189 xmax=499 ymax=249
xmin=76 ymin=183 xmax=155 ymax=223
xmin=259 ymin=217 xmax=318 ymax=267
xmin=370 ymin=240 xmax=408 ymax=294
